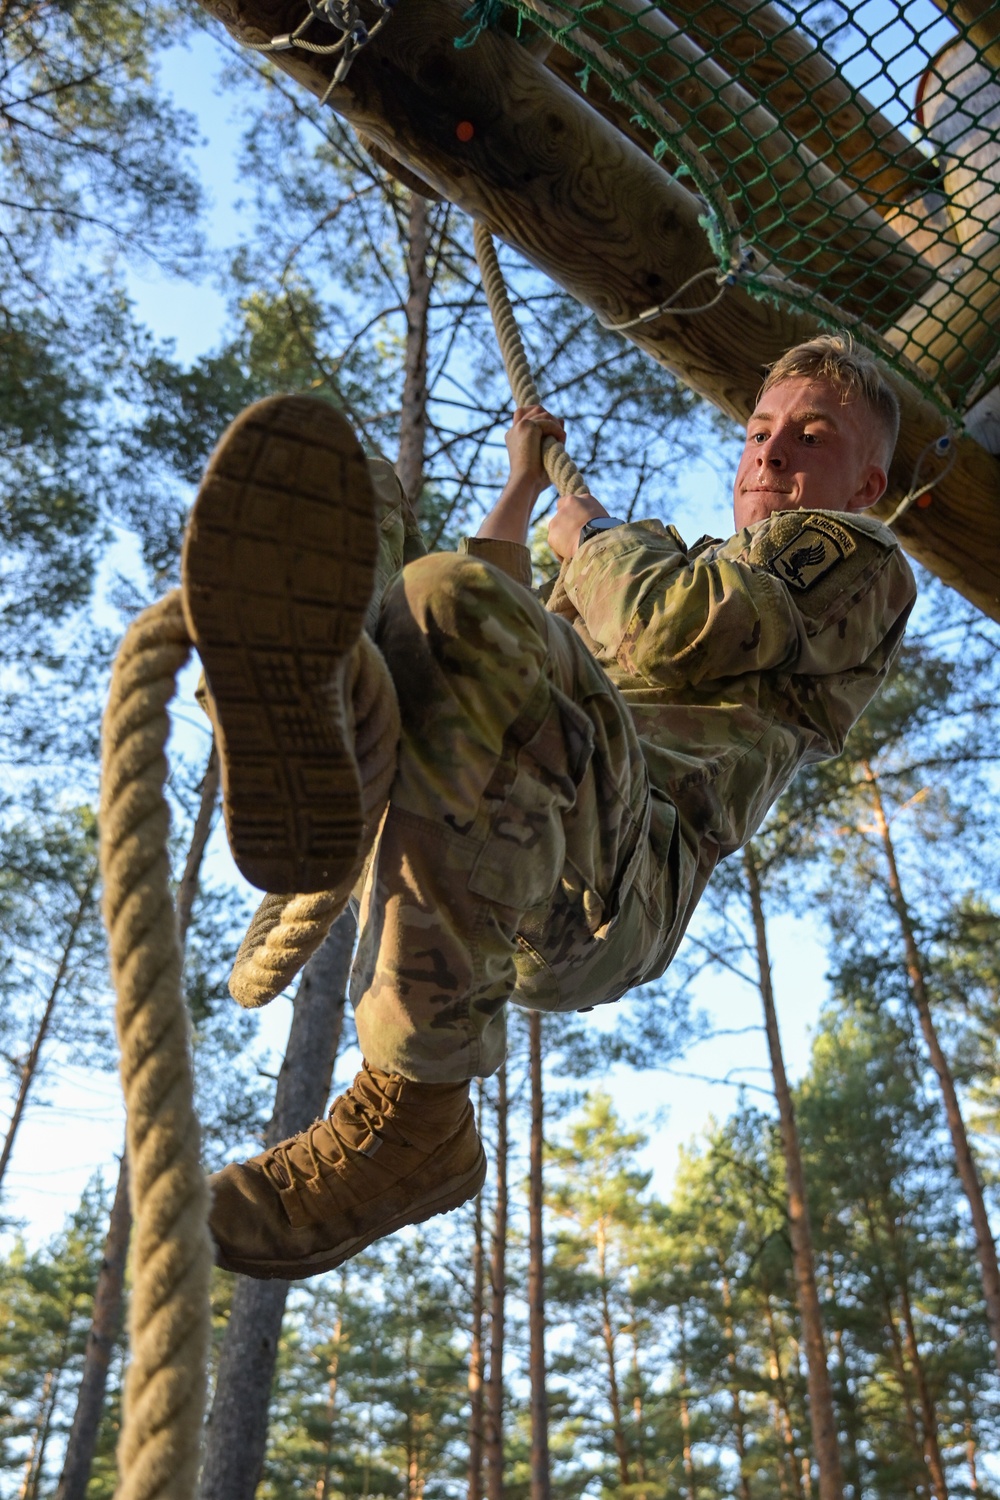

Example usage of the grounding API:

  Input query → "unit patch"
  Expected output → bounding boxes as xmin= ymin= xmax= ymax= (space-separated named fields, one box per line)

xmin=766 ymin=514 xmax=857 ymax=593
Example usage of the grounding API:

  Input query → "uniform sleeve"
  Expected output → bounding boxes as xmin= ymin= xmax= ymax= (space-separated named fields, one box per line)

xmin=563 ymin=512 xmax=916 ymax=690
xmin=458 ymin=536 xmax=533 ymax=589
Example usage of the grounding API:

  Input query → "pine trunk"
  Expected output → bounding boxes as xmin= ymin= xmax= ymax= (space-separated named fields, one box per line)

xmin=677 ymin=1318 xmax=696 ymax=1500
xmin=765 ymin=1299 xmax=805 ymax=1500
xmin=314 ymin=1313 xmax=342 ymax=1500
xmin=965 ymin=1407 xmax=979 ymax=1495
xmin=467 ymin=1080 xmax=486 ymax=1500
xmin=770 ymin=1397 xmax=796 ymax=1500
xmin=200 ymin=910 xmax=355 ymax=1500
xmin=597 ymin=1219 xmax=631 ymax=1486
xmin=528 ymin=1010 xmax=551 ymax=1500
xmin=877 ymin=1290 xmax=925 ymax=1492
xmin=19 ymin=1365 xmax=60 ymax=1500
xmin=744 ymin=845 xmax=844 ymax=1500
xmin=827 ymin=1309 xmax=862 ymax=1500
xmin=722 ymin=1273 xmax=754 ymax=1500
xmin=54 ymin=1153 xmax=131 ymax=1500
xmin=396 ymin=190 xmax=432 ymax=507
xmin=864 ymin=762 xmax=1000 ymax=1375
xmin=484 ymin=1060 xmax=507 ymax=1500
xmin=174 ymin=742 xmax=220 ymax=942
xmin=0 ymin=866 xmax=97 ymax=1188
xmin=883 ymin=1211 xmax=949 ymax=1500
xmin=629 ymin=1326 xmax=650 ymax=1497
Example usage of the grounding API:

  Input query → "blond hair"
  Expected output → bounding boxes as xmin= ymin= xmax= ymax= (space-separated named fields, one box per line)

xmin=761 ymin=333 xmax=900 ymax=469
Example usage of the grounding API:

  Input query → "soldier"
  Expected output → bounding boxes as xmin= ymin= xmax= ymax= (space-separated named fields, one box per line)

xmin=182 ymin=332 xmax=916 ymax=1280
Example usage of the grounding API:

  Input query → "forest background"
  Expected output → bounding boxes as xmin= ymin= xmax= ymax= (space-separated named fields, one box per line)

xmin=2 ymin=2 xmax=999 ymax=1498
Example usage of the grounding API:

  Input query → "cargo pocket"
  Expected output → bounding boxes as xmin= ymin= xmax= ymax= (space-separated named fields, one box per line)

xmin=468 ymin=685 xmax=594 ymax=910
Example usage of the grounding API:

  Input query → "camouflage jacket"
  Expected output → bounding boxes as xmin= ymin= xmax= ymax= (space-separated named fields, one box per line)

xmin=466 ymin=508 xmax=916 ymax=965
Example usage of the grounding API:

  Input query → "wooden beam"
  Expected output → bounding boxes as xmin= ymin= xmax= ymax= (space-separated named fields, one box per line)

xmin=654 ymin=0 xmax=940 ymax=202
xmin=530 ymin=0 xmax=937 ymax=328
xmin=195 ymin=0 xmax=1000 ymax=620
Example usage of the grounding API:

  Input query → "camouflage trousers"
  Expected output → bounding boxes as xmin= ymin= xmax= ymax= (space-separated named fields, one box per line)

xmin=351 ymin=472 xmax=673 ymax=1081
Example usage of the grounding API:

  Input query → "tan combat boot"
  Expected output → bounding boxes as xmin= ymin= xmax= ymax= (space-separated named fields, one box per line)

xmin=181 ymin=393 xmax=378 ymax=894
xmin=208 ymin=1063 xmax=487 ymax=1279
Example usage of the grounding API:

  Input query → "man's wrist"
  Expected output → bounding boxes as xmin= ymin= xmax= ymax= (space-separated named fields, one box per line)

xmin=476 ymin=479 xmax=544 ymax=542
xmin=578 ymin=515 xmax=627 ymax=549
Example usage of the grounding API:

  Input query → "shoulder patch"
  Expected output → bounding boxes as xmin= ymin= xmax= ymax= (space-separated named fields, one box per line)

xmin=766 ymin=514 xmax=856 ymax=593
xmin=749 ymin=509 xmax=894 ymax=630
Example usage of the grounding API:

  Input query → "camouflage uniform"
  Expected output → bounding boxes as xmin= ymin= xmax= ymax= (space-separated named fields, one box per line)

xmin=351 ymin=469 xmax=916 ymax=1082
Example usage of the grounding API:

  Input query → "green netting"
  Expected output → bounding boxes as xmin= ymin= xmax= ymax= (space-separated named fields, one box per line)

xmin=471 ymin=0 xmax=1000 ymax=428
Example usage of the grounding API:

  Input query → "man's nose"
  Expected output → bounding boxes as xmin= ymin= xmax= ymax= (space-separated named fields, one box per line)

xmin=756 ymin=434 xmax=788 ymax=469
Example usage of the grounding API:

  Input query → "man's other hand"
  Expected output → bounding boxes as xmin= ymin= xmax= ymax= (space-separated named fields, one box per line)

xmin=548 ymin=491 xmax=610 ymax=562
xmin=504 ymin=405 xmax=566 ymax=494
xmin=477 ymin=405 xmax=566 ymax=544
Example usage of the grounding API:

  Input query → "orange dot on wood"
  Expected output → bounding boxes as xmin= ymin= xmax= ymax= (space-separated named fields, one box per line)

xmin=456 ymin=120 xmax=475 ymax=142
xmin=917 ymin=492 xmax=934 ymax=508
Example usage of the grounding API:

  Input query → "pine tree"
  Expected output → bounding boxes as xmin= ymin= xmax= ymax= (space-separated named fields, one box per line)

xmin=0 ymin=802 xmax=106 ymax=1199
xmin=0 ymin=1185 xmax=119 ymax=1499
xmin=798 ymin=1000 xmax=999 ymax=1495
xmin=785 ymin=621 xmax=1000 ymax=1376
xmin=201 ymin=911 xmax=357 ymax=1500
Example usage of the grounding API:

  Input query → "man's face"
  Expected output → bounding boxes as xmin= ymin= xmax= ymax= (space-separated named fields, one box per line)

xmin=732 ymin=375 xmax=888 ymax=531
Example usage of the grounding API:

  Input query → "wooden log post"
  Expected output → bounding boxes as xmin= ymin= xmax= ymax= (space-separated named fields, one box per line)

xmin=885 ymin=36 xmax=1000 ymax=403
xmin=930 ymin=0 xmax=1000 ymax=77
xmin=195 ymin=0 xmax=1000 ymax=620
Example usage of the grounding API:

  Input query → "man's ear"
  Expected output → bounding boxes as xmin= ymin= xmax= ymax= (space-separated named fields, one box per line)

xmin=848 ymin=464 xmax=888 ymax=511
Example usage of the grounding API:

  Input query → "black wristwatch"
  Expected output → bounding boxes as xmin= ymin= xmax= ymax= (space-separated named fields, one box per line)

xmin=578 ymin=516 xmax=627 ymax=548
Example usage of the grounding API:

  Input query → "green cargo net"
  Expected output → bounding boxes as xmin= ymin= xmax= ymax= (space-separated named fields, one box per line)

xmin=464 ymin=0 xmax=1000 ymax=428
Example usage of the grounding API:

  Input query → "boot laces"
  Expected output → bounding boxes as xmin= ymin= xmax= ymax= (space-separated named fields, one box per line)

xmin=261 ymin=1083 xmax=390 ymax=1193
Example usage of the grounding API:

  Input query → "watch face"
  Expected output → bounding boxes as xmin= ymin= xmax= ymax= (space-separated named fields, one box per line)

xmin=580 ymin=517 xmax=625 ymax=543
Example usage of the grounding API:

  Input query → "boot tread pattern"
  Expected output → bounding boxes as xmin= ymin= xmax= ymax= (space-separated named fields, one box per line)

xmin=182 ymin=395 xmax=378 ymax=893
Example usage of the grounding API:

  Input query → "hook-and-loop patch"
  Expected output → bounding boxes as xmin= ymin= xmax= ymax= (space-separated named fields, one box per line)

xmin=766 ymin=513 xmax=856 ymax=592
xmin=748 ymin=510 xmax=895 ymax=630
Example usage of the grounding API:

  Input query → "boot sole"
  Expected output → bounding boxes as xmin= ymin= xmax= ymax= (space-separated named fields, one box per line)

xmin=214 ymin=1144 xmax=488 ymax=1280
xmin=181 ymin=395 xmax=377 ymax=893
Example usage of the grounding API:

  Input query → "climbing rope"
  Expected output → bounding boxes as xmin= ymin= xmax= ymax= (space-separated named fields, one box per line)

xmin=473 ymin=220 xmax=589 ymax=499
xmin=229 ymin=890 xmax=348 ymax=1008
xmin=99 ymin=589 xmax=212 ymax=1500
xmin=473 ymin=219 xmax=595 ymax=626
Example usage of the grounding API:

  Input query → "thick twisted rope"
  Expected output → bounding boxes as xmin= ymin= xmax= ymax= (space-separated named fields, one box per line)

xmin=99 ymin=590 xmax=212 ymax=1500
xmin=473 ymin=220 xmax=590 ymax=499
xmin=473 ymin=220 xmax=585 ymax=624
xmin=229 ymin=889 xmax=347 ymax=1008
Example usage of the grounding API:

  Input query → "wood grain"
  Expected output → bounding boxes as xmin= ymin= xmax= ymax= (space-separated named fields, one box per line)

xmin=931 ymin=0 xmax=1000 ymax=75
